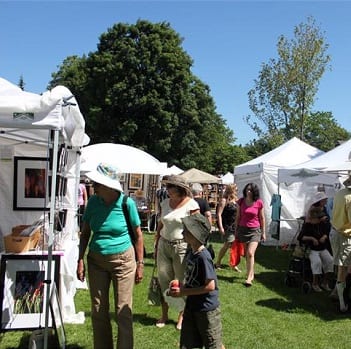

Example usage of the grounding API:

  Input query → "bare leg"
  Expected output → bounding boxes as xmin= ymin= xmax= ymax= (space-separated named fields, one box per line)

xmin=156 ymin=298 xmax=169 ymax=327
xmin=215 ymin=242 xmax=231 ymax=267
xmin=245 ymin=241 xmax=259 ymax=284
xmin=176 ymin=310 xmax=183 ymax=330
xmin=336 ymin=265 xmax=348 ymax=312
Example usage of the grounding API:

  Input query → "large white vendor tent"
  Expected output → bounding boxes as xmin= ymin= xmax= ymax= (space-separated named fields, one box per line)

xmin=234 ymin=137 xmax=324 ymax=244
xmin=0 ymin=77 xmax=88 ymax=346
xmin=80 ymin=143 xmax=167 ymax=174
xmin=279 ymin=138 xmax=351 ymax=181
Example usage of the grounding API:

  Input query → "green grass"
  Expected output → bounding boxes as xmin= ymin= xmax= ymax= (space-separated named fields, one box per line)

xmin=1 ymin=232 xmax=351 ymax=349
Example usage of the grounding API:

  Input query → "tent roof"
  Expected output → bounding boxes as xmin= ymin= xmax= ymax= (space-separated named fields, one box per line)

xmin=162 ymin=165 xmax=184 ymax=176
xmin=0 ymin=77 xmax=87 ymax=147
xmin=286 ymin=138 xmax=351 ymax=171
xmin=278 ymin=138 xmax=351 ymax=184
xmin=220 ymin=172 xmax=234 ymax=184
xmin=234 ymin=137 xmax=323 ymax=175
xmin=80 ymin=143 xmax=167 ymax=175
xmin=179 ymin=168 xmax=220 ymax=184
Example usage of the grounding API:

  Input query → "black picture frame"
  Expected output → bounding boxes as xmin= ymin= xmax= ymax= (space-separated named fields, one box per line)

xmin=0 ymin=254 xmax=60 ymax=331
xmin=13 ymin=156 xmax=50 ymax=211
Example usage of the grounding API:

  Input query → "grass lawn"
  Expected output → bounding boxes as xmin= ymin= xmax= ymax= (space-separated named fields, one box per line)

xmin=1 ymin=231 xmax=351 ymax=349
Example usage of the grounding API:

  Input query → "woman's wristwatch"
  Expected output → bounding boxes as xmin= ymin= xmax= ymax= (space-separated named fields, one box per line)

xmin=136 ymin=260 xmax=144 ymax=265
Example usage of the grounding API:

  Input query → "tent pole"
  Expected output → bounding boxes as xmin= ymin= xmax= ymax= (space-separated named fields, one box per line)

xmin=43 ymin=129 xmax=59 ymax=349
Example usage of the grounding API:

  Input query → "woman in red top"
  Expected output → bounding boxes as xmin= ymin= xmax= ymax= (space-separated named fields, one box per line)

xmin=235 ymin=183 xmax=266 ymax=287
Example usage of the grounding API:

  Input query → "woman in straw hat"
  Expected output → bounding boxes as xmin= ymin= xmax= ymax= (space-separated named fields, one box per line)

xmin=77 ymin=163 xmax=144 ymax=349
xmin=154 ymin=175 xmax=199 ymax=330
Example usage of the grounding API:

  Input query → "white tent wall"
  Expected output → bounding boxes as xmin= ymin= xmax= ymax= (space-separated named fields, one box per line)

xmin=234 ymin=138 xmax=324 ymax=245
xmin=0 ymin=78 xmax=88 ymax=343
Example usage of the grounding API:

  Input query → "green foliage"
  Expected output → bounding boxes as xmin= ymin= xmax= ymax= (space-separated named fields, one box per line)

xmin=246 ymin=16 xmax=339 ymax=146
xmin=2 ymin=233 xmax=351 ymax=349
xmin=303 ymin=111 xmax=350 ymax=151
xmin=49 ymin=20 xmax=237 ymax=173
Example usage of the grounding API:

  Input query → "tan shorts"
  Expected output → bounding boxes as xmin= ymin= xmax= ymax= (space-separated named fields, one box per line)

xmin=330 ymin=227 xmax=351 ymax=266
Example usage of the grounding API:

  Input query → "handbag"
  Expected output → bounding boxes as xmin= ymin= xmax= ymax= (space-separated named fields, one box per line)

xmin=148 ymin=265 xmax=162 ymax=306
xmin=229 ymin=239 xmax=245 ymax=267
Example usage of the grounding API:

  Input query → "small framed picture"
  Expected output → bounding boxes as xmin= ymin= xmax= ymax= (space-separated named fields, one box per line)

xmin=119 ymin=173 xmax=126 ymax=182
xmin=13 ymin=156 xmax=49 ymax=210
xmin=0 ymin=254 xmax=60 ymax=330
xmin=128 ymin=174 xmax=143 ymax=190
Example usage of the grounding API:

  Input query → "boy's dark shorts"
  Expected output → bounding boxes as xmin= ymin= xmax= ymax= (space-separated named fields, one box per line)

xmin=180 ymin=307 xmax=222 ymax=349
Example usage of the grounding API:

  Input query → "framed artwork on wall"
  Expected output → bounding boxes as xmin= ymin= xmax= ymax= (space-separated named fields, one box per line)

xmin=119 ymin=173 xmax=126 ymax=182
xmin=13 ymin=156 xmax=50 ymax=210
xmin=128 ymin=173 xmax=143 ymax=190
xmin=0 ymin=254 xmax=60 ymax=331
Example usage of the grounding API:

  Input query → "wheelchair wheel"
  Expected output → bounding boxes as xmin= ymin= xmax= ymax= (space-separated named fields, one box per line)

xmin=302 ymin=281 xmax=311 ymax=294
xmin=284 ymin=275 xmax=293 ymax=287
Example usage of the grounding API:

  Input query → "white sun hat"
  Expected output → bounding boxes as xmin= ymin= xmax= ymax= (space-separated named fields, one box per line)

xmin=86 ymin=163 xmax=123 ymax=192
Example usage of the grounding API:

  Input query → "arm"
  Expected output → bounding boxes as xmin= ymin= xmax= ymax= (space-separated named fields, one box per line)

xmin=301 ymin=234 xmax=319 ymax=246
xmin=134 ymin=225 xmax=144 ymax=284
xmin=83 ymin=186 xmax=88 ymax=206
xmin=154 ymin=218 xmax=163 ymax=260
xmin=204 ymin=210 xmax=213 ymax=226
xmin=216 ymin=198 xmax=226 ymax=235
xmin=234 ymin=201 xmax=241 ymax=235
xmin=259 ymin=204 xmax=266 ymax=241
xmin=170 ymin=279 xmax=215 ymax=297
xmin=77 ymin=221 xmax=92 ymax=281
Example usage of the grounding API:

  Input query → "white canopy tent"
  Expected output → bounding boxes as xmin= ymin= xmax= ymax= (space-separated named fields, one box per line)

xmin=0 ymin=77 xmax=88 ymax=347
xmin=277 ymin=139 xmax=351 ymax=217
xmin=162 ymin=164 xmax=184 ymax=176
xmin=234 ymin=137 xmax=324 ymax=244
xmin=80 ymin=143 xmax=167 ymax=175
xmin=279 ymin=138 xmax=351 ymax=182
xmin=220 ymin=172 xmax=234 ymax=184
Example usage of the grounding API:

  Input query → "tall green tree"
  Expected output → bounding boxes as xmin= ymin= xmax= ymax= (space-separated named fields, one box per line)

xmin=50 ymin=20 xmax=239 ymax=173
xmin=246 ymin=16 xmax=332 ymax=144
xmin=304 ymin=111 xmax=350 ymax=151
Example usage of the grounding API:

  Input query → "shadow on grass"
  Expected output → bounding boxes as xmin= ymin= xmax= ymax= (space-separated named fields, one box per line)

xmin=0 ymin=332 xmax=86 ymax=349
xmin=254 ymin=269 xmax=346 ymax=321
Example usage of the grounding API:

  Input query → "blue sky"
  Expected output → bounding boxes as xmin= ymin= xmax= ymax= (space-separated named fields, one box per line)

xmin=1 ymin=1 xmax=350 ymax=145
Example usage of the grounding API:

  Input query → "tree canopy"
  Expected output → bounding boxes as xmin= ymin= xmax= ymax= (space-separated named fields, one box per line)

xmin=50 ymin=20 xmax=244 ymax=173
xmin=245 ymin=16 xmax=349 ymax=151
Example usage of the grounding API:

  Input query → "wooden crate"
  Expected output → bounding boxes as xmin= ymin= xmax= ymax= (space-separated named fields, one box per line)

xmin=4 ymin=226 xmax=41 ymax=253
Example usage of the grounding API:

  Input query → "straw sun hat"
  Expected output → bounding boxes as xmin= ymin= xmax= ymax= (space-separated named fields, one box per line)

xmin=161 ymin=175 xmax=191 ymax=195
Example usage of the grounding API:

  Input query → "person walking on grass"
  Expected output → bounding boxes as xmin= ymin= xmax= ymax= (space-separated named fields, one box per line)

xmin=154 ymin=175 xmax=199 ymax=330
xmin=77 ymin=163 xmax=144 ymax=349
xmin=330 ymin=175 xmax=351 ymax=312
xmin=235 ymin=182 xmax=266 ymax=287
xmin=169 ymin=213 xmax=225 ymax=349
xmin=215 ymin=184 xmax=241 ymax=272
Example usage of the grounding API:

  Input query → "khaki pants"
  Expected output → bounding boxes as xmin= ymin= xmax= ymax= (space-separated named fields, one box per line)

xmin=88 ymin=247 xmax=136 ymax=349
xmin=157 ymin=237 xmax=188 ymax=294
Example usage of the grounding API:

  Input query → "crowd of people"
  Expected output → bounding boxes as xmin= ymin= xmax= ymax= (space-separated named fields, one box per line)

xmin=76 ymin=164 xmax=351 ymax=348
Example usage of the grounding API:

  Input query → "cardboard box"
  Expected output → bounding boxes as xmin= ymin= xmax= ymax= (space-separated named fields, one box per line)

xmin=4 ymin=226 xmax=42 ymax=253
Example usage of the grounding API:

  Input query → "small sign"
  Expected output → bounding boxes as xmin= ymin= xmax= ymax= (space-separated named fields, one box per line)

xmin=13 ymin=112 xmax=34 ymax=120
